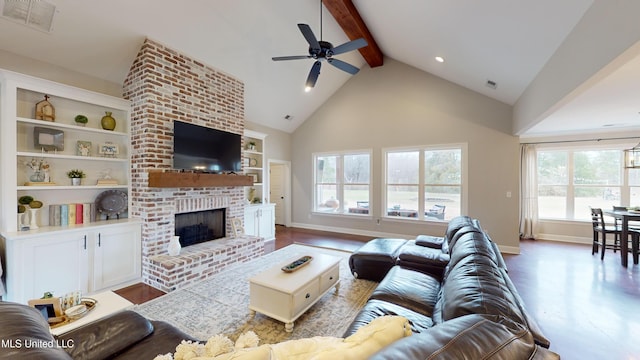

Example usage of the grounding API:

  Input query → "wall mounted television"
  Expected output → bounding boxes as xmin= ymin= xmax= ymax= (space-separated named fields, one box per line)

xmin=173 ymin=121 xmax=242 ymax=173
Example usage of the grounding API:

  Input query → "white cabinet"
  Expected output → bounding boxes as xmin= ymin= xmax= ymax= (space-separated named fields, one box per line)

xmin=0 ymin=220 xmax=141 ymax=304
xmin=245 ymin=203 xmax=276 ymax=241
xmin=92 ymin=223 xmax=142 ymax=290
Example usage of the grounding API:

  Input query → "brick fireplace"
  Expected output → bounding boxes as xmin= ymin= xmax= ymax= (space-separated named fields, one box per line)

xmin=122 ymin=38 xmax=263 ymax=292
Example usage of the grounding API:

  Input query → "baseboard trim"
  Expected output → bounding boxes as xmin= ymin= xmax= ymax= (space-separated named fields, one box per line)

xmin=535 ymin=233 xmax=591 ymax=245
xmin=289 ymin=222 xmax=413 ymax=240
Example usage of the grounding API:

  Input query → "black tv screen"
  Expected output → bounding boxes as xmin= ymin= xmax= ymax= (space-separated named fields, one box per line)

xmin=173 ymin=121 xmax=242 ymax=173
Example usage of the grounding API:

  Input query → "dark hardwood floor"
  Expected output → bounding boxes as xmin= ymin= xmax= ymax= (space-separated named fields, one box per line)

xmin=115 ymin=227 xmax=640 ymax=359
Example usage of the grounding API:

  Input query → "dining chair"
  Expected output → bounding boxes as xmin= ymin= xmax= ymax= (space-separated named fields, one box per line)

xmin=591 ymin=207 xmax=622 ymax=260
xmin=592 ymin=207 xmax=640 ymax=263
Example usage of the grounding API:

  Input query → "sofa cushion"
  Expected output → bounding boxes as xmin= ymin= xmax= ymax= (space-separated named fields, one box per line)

xmin=441 ymin=254 xmax=525 ymax=326
xmin=448 ymin=230 xmax=499 ymax=269
xmin=370 ymin=266 xmax=441 ymax=317
xmin=343 ymin=299 xmax=434 ymax=337
xmin=56 ymin=310 xmax=154 ymax=360
xmin=397 ymin=242 xmax=450 ymax=280
xmin=369 ymin=314 xmax=560 ymax=360
xmin=415 ymin=235 xmax=445 ymax=249
xmin=0 ymin=302 xmax=72 ymax=360
xmin=444 ymin=216 xmax=478 ymax=244
xmin=349 ymin=238 xmax=408 ymax=281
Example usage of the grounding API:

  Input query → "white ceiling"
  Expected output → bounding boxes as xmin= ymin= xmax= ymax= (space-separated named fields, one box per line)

xmin=3 ymin=0 xmax=631 ymax=137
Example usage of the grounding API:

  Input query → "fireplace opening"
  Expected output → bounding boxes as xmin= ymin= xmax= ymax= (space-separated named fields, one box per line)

xmin=175 ymin=209 xmax=225 ymax=247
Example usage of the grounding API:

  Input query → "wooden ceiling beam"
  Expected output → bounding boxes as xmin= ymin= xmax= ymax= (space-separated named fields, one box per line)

xmin=322 ymin=0 xmax=384 ymax=68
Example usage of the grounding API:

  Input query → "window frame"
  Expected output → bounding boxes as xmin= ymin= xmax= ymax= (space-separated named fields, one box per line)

xmin=535 ymin=142 xmax=633 ymax=221
xmin=312 ymin=149 xmax=372 ymax=217
xmin=383 ymin=143 xmax=467 ymax=222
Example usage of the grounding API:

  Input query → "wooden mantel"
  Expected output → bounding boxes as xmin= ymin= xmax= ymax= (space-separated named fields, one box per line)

xmin=148 ymin=171 xmax=253 ymax=188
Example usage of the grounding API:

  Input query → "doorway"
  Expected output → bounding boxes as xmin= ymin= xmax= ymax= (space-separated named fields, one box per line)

xmin=268 ymin=160 xmax=291 ymax=226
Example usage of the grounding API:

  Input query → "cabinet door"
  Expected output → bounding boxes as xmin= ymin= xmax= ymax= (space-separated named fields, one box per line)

xmin=258 ymin=205 xmax=276 ymax=241
xmin=244 ymin=206 xmax=259 ymax=236
xmin=92 ymin=223 xmax=141 ymax=290
xmin=21 ymin=232 xmax=89 ymax=303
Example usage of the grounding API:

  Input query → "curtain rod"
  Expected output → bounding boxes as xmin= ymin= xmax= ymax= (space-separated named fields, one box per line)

xmin=521 ymin=136 xmax=640 ymax=145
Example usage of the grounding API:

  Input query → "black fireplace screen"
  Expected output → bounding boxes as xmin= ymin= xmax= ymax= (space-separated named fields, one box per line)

xmin=175 ymin=209 xmax=225 ymax=247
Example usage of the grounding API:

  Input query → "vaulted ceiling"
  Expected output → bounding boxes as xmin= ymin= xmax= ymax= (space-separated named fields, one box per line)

xmin=2 ymin=0 xmax=638 ymax=137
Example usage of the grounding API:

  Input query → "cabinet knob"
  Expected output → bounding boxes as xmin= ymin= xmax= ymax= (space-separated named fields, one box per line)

xmin=305 ymin=293 xmax=310 ymax=299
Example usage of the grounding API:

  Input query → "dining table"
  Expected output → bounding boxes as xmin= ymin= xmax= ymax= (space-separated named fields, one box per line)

xmin=604 ymin=209 xmax=640 ymax=267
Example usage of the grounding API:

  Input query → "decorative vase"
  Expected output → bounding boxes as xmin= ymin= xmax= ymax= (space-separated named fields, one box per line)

xmin=71 ymin=178 xmax=81 ymax=186
xmin=18 ymin=212 xmax=27 ymax=230
xmin=168 ymin=235 xmax=181 ymax=256
xmin=29 ymin=208 xmax=39 ymax=229
xmin=101 ymin=111 xmax=116 ymax=131
xmin=29 ymin=170 xmax=45 ymax=182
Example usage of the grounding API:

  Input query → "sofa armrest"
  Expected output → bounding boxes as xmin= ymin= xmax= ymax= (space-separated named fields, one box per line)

xmin=55 ymin=310 xmax=153 ymax=360
xmin=415 ymin=235 xmax=445 ymax=249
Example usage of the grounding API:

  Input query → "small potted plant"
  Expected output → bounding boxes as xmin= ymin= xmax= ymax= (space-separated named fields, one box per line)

xmin=74 ymin=114 xmax=88 ymax=127
xmin=247 ymin=141 xmax=256 ymax=151
xmin=66 ymin=169 xmax=85 ymax=186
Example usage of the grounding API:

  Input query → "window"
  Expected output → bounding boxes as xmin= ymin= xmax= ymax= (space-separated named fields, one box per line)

xmin=384 ymin=145 xmax=464 ymax=221
xmin=314 ymin=151 xmax=371 ymax=215
xmin=537 ymin=147 xmax=629 ymax=220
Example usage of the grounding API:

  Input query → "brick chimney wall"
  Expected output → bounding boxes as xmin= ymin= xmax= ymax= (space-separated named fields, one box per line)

xmin=122 ymin=38 xmax=261 ymax=291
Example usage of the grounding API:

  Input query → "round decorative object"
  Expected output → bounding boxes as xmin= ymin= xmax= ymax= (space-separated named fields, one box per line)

xmin=101 ymin=111 xmax=116 ymax=131
xmin=249 ymin=158 xmax=258 ymax=167
xmin=95 ymin=190 xmax=128 ymax=218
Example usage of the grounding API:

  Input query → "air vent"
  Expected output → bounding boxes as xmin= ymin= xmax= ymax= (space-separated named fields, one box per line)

xmin=1 ymin=0 xmax=57 ymax=33
xmin=485 ymin=79 xmax=498 ymax=89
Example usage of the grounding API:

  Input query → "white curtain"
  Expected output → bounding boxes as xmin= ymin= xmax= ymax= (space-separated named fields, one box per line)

xmin=519 ymin=144 xmax=538 ymax=239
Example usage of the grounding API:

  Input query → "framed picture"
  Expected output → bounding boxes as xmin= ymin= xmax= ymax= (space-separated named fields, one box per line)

xmin=76 ymin=141 xmax=92 ymax=156
xmin=98 ymin=142 xmax=119 ymax=157
xmin=28 ymin=297 xmax=63 ymax=323
xmin=34 ymin=127 xmax=64 ymax=151
xmin=248 ymin=173 xmax=259 ymax=183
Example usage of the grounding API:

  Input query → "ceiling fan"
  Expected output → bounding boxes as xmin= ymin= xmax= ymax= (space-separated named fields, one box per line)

xmin=272 ymin=5 xmax=368 ymax=91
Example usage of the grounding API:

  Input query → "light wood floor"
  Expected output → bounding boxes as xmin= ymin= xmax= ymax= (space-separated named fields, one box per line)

xmin=115 ymin=226 xmax=640 ymax=359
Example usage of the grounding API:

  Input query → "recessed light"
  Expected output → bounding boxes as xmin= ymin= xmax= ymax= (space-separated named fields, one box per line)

xmin=435 ymin=56 xmax=445 ymax=63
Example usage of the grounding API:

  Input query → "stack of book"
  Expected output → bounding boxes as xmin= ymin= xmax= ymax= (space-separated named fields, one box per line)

xmin=48 ymin=203 xmax=96 ymax=226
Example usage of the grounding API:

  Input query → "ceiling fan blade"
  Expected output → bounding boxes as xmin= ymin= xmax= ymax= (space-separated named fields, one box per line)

xmin=305 ymin=61 xmax=322 ymax=88
xmin=272 ymin=55 xmax=311 ymax=61
xmin=331 ymin=38 xmax=368 ymax=55
xmin=327 ymin=58 xmax=360 ymax=75
xmin=298 ymin=23 xmax=321 ymax=52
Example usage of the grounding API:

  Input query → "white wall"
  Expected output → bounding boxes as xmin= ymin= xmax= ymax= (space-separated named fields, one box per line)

xmin=291 ymin=58 xmax=520 ymax=252
xmin=0 ymin=49 xmax=122 ymax=97
xmin=514 ymin=1 xmax=640 ymax=134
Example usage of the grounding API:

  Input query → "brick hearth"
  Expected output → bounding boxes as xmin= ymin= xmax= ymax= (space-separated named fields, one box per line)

xmin=123 ymin=38 xmax=263 ymax=292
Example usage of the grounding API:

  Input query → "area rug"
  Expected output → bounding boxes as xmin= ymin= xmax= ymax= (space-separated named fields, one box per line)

xmin=134 ymin=244 xmax=377 ymax=344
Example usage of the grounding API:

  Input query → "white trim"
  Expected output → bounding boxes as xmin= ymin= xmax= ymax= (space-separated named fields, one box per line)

xmin=290 ymin=222 xmax=418 ymax=240
xmin=535 ymin=233 xmax=592 ymax=244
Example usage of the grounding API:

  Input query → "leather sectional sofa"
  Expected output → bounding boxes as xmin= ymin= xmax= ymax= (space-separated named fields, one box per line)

xmin=346 ymin=215 xmax=560 ymax=359
xmin=0 ymin=215 xmax=559 ymax=359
